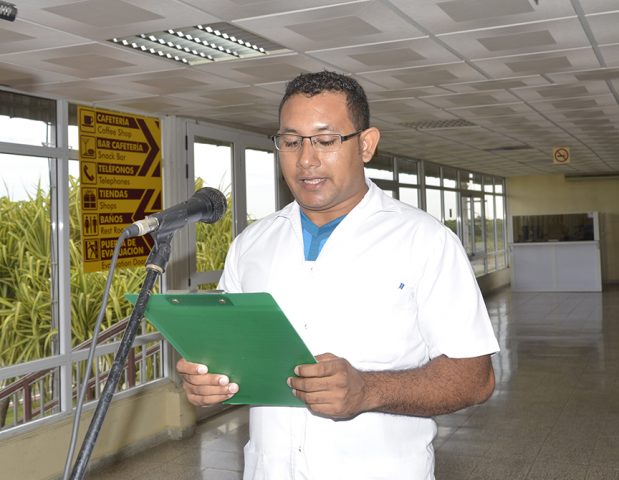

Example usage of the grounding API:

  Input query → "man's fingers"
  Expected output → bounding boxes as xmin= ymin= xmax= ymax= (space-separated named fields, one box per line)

xmin=295 ymin=358 xmax=338 ymax=378
xmin=314 ymin=352 xmax=337 ymax=362
xmin=176 ymin=358 xmax=208 ymax=375
xmin=289 ymin=375 xmax=331 ymax=393
xmin=184 ymin=384 xmax=239 ymax=407
xmin=176 ymin=357 xmax=240 ymax=407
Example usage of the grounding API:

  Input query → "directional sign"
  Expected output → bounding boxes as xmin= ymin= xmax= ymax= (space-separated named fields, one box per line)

xmin=78 ymin=106 xmax=162 ymax=273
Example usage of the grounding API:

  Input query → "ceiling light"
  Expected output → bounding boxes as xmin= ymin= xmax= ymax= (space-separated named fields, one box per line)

xmin=110 ymin=22 xmax=287 ymax=66
xmin=0 ymin=1 xmax=17 ymax=22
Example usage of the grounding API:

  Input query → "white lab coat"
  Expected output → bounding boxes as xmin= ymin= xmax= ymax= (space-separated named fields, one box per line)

xmin=219 ymin=179 xmax=499 ymax=480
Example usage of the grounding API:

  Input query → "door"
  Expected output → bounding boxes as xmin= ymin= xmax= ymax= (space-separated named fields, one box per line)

xmin=186 ymin=121 xmax=275 ymax=289
xmin=461 ymin=193 xmax=486 ymax=275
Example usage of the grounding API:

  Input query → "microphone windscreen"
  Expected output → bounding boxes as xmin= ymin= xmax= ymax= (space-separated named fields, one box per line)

xmin=195 ymin=187 xmax=227 ymax=224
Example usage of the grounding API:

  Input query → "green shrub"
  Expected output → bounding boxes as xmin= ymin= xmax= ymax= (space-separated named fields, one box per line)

xmin=0 ymin=177 xmax=232 ymax=367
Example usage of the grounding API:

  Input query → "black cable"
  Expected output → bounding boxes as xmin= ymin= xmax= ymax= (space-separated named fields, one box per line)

xmin=62 ymin=227 xmax=132 ymax=480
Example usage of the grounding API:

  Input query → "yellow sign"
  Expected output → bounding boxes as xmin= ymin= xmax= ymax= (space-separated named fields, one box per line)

xmin=553 ymin=146 xmax=570 ymax=165
xmin=78 ymin=106 xmax=162 ymax=273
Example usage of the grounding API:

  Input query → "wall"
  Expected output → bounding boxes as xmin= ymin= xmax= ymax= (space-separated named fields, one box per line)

xmin=507 ymin=174 xmax=619 ymax=284
xmin=478 ymin=267 xmax=511 ymax=296
xmin=0 ymin=380 xmax=196 ymax=480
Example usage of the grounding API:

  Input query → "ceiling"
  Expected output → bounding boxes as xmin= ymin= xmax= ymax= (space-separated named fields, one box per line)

xmin=1 ymin=0 xmax=619 ymax=178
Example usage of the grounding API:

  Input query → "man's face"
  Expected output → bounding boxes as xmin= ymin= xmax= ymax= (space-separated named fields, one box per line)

xmin=278 ymin=91 xmax=378 ymax=226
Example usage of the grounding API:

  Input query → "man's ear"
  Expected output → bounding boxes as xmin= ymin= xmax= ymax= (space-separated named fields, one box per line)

xmin=360 ymin=127 xmax=380 ymax=164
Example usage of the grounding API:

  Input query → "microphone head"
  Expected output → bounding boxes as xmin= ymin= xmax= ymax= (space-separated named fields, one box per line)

xmin=194 ymin=187 xmax=227 ymax=224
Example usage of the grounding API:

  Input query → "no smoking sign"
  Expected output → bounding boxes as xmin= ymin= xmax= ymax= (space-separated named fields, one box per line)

xmin=553 ymin=147 xmax=570 ymax=165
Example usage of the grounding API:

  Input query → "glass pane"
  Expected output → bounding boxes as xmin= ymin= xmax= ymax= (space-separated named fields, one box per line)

xmin=512 ymin=213 xmax=595 ymax=243
xmin=461 ymin=171 xmax=482 ymax=191
xmin=0 ymin=91 xmax=56 ymax=147
xmin=68 ymin=125 xmax=79 ymax=153
xmin=398 ymin=157 xmax=418 ymax=184
xmin=495 ymin=195 xmax=505 ymax=250
xmin=194 ymin=138 xmax=233 ymax=274
xmin=425 ymin=163 xmax=441 ymax=187
xmin=497 ymin=250 xmax=507 ymax=269
xmin=461 ymin=195 xmax=485 ymax=275
xmin=487 ymin=253 xmax=497 ymax=272
xmin=485 ymin=195 xmax=495 ymax=252
xmin=483 ymin=176 xmax=494 ymax=193
xmin=495 ymin=178 xmax=504 ymax=194
xmin=69 ymin=103 xmax=79 ymax=151
xmin=443 ymin=167 xmax=457 ymax=189
xmin=425 ymin=188 xmax=441 ymax=221
xmin=245 ymin=148 xmax=275 ymax=222
xmin=399 ymin=187 xmax=418 ymax=208
xmin=366 ymin=153 xmax=393 ymax=181
xmin=195 ymin=139 xmax=232 ymax=195
xmin=0 ymin=155 xmax=53 ymax=361
xmin=444 ymin=190 xmax=457 ymax=234
xmin=365 ymin=167 xmax=393 ymax=180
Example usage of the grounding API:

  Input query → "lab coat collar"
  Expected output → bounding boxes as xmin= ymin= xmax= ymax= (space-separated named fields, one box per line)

xmin=275 ymin=177 xmax=401 ymax=223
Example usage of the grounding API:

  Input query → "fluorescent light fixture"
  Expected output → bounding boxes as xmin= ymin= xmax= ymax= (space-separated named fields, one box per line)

xmin=109 ymin=22 xmax=289 ymax=66
xmin=0 ymin=1 xmax=17 ymax=22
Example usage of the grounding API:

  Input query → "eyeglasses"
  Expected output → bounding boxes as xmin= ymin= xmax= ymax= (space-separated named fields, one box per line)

xmin=271 ymin=130 xmax=363 ymax=153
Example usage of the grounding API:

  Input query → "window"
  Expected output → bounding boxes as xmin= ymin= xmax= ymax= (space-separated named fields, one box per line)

xmin=399 ymin=187 xmax=419 ymax=208
xmin=363 ymin=152 xmax=507 ymax=276
xmin=0 ymin=91 xmax=56 ymax=147
xmin=366 ymin=153 xmax=393 ymax=181
xmin=1 ymin=94 xmax=165 ymax=432
xmin=425 ymin=188 xmax=442 ymax=222
xmin=424 ymin=163 xmax=441 ymax=187
xmin=245 ymin=148 xmax=276 ymax=222
xmin=444 ymin=190 xmax=458 ymax=235
xmin=0 ymin=155 xmax=53 ymax=362
xmin=443 ymin=167 xmax=457 ymax=189
xmin=398 ymin=157 xmax=418 ymax=184
xmin=193 ymin=138 xmax=234 ymax=276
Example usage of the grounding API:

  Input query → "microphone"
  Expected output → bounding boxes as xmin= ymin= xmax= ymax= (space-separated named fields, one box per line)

xmin=0 ymin=1 xmax=17 ymax=22
xmin=125 ymin=187 xmax=227 ymax=238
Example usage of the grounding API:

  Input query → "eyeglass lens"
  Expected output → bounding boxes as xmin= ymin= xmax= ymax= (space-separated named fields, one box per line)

xmin=276 ymin=134 xmax=341 ymax=152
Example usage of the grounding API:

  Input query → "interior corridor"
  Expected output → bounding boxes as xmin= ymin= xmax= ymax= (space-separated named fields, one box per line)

xmin=86 ymin=285 xmax=619 ymax=480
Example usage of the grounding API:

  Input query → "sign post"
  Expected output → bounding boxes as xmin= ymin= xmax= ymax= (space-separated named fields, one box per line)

xmin=78 ymin=107 xmax=162 ymax=272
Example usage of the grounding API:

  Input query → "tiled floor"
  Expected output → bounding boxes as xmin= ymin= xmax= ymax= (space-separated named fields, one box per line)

xmin=87 ymin=286 xmax=619 ymax=479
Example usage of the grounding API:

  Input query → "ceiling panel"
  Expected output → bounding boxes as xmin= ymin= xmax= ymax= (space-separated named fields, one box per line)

xmin=438 ymin=18 xmax=590 ymax=58
xmin=236 ymin=1 xmax=424 ymax=51
xmin=390 ymin=0 xmax=577 ymax=35
xmin=307 ymin=38 xmax=459 ymax=73
xmin=0 ymin=0 xmax=617 ymax=177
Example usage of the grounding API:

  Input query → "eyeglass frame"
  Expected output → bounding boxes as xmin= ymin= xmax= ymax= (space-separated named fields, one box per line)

xmin=270 ymin=129 xmax=364 ymax=153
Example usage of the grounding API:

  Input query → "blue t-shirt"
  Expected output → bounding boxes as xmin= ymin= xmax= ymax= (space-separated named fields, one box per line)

xmin=300 ymin=210 xmax=346 ymax=261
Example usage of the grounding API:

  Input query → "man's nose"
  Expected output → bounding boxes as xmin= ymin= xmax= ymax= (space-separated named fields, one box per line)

xmin=297 ymin=137 xmax=320 ymax=168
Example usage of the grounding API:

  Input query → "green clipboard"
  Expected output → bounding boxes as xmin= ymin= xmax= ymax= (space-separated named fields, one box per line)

xmin=126 ymin=292 xmax=316 ymax=407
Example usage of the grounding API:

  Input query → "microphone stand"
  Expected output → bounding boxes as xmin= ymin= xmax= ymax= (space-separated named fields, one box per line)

xmin=69 ymin=231 xmax=174 ymax=480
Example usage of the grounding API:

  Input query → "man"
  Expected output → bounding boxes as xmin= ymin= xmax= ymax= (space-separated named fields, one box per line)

xmin=177 ymin=71 xmax=499 ymax=479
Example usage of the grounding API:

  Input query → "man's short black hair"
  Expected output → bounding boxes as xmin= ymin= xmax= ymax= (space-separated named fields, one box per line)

xmin=279 ymin=71 xmax=370 ymax=130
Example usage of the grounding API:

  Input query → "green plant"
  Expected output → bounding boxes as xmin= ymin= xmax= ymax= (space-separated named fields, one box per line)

xmin=0 ymin=176 xmax=234 ymax=426
xmin=194 ymin=178 xmax=233 ymax=278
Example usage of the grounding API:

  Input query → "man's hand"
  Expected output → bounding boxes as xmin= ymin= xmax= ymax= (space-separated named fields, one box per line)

xmin=289 ymin=353 xmax=495 ymax=419
xmin=176 ymin=358 xmax=239 ymax=407
xmin=288 ymin=353 xmax=371 ymax=419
